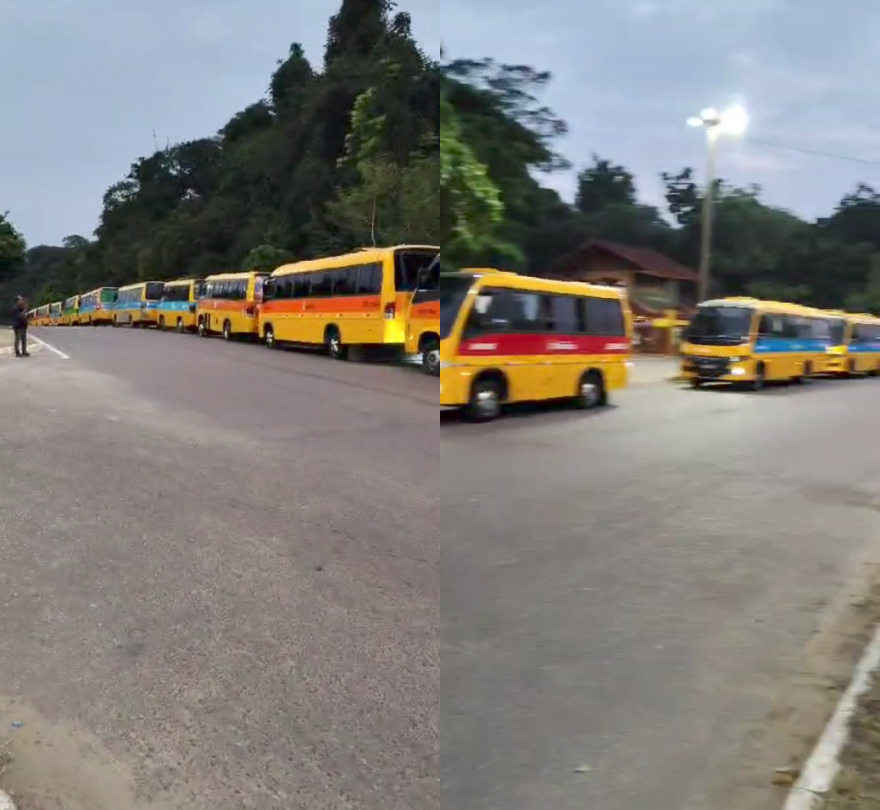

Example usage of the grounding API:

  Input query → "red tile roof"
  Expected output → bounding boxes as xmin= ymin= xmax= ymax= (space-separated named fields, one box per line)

xmin=548 ymin=240 xmax=699 ymax=283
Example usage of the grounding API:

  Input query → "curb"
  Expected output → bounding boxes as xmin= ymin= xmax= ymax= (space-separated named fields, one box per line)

xmin=783 ymin=619 xmax=880 ymax=809
xmin=0 ymin=789 xmax=16 ymax=810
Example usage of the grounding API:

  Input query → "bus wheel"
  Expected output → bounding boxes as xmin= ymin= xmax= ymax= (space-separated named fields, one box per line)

xmin=421 ymin=337 xmax=440 ymax=376
xmin=751 ymin=364 xmax=766 ymax=391
xmin=223 ymin=320 xmax=232 ymax=341
xmin=176 ymin=318 xmax=185 ymax=333
xmin=198 ymin=318 xmax=207 ymax=337
xmin=575 ymin=370 xmax=606 ymax=410
xmin=158 ymin=316 xmax=166 ymax=330
xmin=690 ymin=378 xmax=703 ymax=388
xmin=465 ymin=375 xmax=504 ymax=422
xmin=264 ymin=326 xmax=276 ymax=348
xmin=325 ymin=326 xmax=347 ymax=360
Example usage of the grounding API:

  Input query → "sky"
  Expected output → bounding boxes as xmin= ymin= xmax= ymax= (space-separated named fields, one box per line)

xmin=1 ymin=0 xmax=878 ymax=247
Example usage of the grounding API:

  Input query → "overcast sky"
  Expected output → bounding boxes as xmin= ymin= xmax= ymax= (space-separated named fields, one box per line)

xmin=1 ymin=0 xmax=878 ymax=246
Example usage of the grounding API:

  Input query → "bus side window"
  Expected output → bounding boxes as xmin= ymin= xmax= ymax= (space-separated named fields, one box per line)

xmin=548 ymin=294 xmax=582 ymax=334
xmin=464 ymin=288 xmax=510 ymax=338
xmin=585 ymin=298 xmax=624 ymax=336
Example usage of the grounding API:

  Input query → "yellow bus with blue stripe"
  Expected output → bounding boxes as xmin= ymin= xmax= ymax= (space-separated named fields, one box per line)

xmin=60 ymin=295 xmax=80 ymax=326
xmin=156 ymin=278 xmax=204 ymax=332
xmin=79 ymin=287 xmax=118 ymax=326
xmin=114 ymin=281 xmax=164 ymax=327
xmin=821 ymin=310 xmax=880 ymax=376
xmin=680 ymin=297 xmax=832 ymax=390
xmin=47 ymin=302 xmax=62 ymax=326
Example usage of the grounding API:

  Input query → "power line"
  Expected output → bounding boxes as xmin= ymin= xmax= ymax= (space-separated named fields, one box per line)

xmin=747 ymin=136 xmax=880 ymax=167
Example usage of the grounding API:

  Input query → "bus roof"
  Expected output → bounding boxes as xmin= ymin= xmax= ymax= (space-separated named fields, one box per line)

xmin=164 ymin=278 xmax=201 ymax=285
xmin=204 ymin=271 xmax=263 ymax=281
xmin=118 ymin=281 xmax=158 ymax=291
xmin=273 ymin=245 xmax=439 ymax=277
xmin=452 ymin=268 xmax=627 ymax=300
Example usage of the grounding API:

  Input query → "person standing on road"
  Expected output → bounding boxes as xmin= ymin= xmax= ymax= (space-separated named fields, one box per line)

xmin=11 ymin=295 xmax=30 ymax=358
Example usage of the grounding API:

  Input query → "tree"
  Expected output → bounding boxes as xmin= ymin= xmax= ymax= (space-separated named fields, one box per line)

xmin=0 ymin=213 xmax=26 ymax=283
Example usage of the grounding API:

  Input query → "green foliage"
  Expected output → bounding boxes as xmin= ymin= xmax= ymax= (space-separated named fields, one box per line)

xmin=7 ymin=17 xmax=880 ymax=318
xmin=441 ymin=56 xmax=880 ymax=313
xmin=0 ymin=212 xmax=26 ymax=283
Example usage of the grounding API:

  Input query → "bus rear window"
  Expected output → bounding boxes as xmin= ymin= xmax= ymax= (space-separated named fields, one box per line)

xmin=145 ymin=282 xmax=165 ymax=300
xmin=100 ymin=288 xmax=118 ymax=302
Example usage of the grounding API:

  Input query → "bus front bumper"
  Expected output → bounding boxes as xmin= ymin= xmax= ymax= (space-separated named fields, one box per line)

xmin=680 ymin=356 xmax=754 ymax=382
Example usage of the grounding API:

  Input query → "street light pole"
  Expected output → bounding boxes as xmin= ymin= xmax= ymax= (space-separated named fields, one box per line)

xmin=687 ymin=105 xmax=748 ymax=303
xmin=698 ymin=130 xmax=718 ymax=302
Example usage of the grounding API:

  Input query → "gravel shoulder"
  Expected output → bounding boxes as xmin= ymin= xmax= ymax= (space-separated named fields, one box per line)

xmin=827 ymin=655 xmax=880 ymax=808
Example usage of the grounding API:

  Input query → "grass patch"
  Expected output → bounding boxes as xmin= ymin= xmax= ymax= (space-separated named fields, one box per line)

xmin=825 ymin=668 xmax=880 ymax=808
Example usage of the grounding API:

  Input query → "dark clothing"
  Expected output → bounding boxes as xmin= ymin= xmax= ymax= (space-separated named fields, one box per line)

xmin=12 ymin=302 xmax=27 ymax=357
xmin=11 ymin=304 xmax=27 ymax=329
xmin=13 ymin=327 xmax=26 ymax=357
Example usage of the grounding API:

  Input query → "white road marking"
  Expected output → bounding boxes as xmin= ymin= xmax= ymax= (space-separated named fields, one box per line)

xmin=29 ymin=335 xmax=70 ymax=360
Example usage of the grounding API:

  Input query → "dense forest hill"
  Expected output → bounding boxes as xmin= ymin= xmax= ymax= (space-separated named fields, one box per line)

xmin=3 ymin=0 xmax=880 ymax=316
xmin=0 ymin=0 xmax=438 ymax=313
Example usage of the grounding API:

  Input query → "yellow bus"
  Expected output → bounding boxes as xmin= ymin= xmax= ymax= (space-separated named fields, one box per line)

xmin=157 ymin=278 xmax=204 ymax=332
xmin=33 ymin=305 xmax=49 ymax=326
xmin=196 ymin=271 xmax=265 ymax=340
xmin=79 ymin=287 xmax=118 ymax=326
xmin=114 ymin=281 xmax=164 ymax=327
xmin=60 ymin=295 xmax=80 ymax=326
xmin=820 ymin=310 xmax=880 ymax=376
xmin=47 ymin=302 xmax=62 ymax=326
xmin=440 ymin=269 xmax=632 ymax=421
xmin=260 ymin=245 xmax=439 ymax=358
xmin=404 ymin=254 xmax=439 ymax=374
xmin=680 ymin=297 xmax=831 ymax=389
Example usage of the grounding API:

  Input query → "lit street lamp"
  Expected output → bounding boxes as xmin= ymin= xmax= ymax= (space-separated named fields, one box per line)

xmin=687 ymin=105 xmax=749 ymax=301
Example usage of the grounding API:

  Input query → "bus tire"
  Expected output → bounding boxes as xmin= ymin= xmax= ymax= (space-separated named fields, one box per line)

xmin=264 ymin=325 xmax=276 ymax=348
xmin=751 ymin=363 xmax=766 ymax=391
xmin=325 ymin=326 xmax=347 ymax=360
xmin=158 ymin=315 xmax=166 ymax=330
xmin=176 ymin=318 xmax=185 ymax=333
xmin=420 ymin=334 xmax=439 ymax=376
xmin=198 ymin=317 xmax=207 ymax=337
xmin=465 ymin=373 xmax=505 ymax=422
xmin=575 ymin=370 xmax=606 ymax=410
xmin=223 ymin=320 xmax=232 ymax=341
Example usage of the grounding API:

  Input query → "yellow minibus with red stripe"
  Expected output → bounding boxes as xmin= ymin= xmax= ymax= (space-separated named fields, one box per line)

xmin=440 ymin=269 xmax=632 ymax=421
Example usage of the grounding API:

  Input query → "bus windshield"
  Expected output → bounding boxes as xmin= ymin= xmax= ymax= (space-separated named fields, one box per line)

xmin=440 ymin=275 xmax=475 ymax=339
xmin=828 ymin=318 xmax=846 ymax=344
xmin=685 ymin=306 xmax=754 ymax=345
xmin=396 ymin=248 xmax=440 ymax=291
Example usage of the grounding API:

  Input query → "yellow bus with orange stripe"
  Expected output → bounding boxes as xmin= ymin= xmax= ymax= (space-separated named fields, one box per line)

xmin=404 ymin=253 xmax=439 ymax=374
xmin=196 ymin=271 xmax=266 ymax=340
xmin=260 ymin=245 xmax=439 ymax=359
xmin=33 ymin=305 xmax=50 ymax=326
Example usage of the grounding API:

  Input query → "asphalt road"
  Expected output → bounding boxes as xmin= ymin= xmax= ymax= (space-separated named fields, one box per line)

xmin=442 ymin=374 xmax=880 ymax=810
xmin=0 ymin=327 xmax=437 ymax=810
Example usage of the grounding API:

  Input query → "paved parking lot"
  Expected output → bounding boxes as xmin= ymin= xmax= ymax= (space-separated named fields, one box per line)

xmin=0 ymin=328 xmax=438 ymax=810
